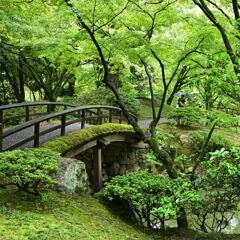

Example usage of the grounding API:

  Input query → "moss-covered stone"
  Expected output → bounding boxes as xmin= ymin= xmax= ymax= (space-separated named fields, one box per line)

xmin=42 ymin=123 xmax=134 ymax=154
xmin=54 ymin=157 xmax=90 ymax=196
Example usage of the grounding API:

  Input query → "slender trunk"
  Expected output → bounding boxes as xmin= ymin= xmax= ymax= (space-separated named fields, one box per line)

xmin=167 ymin=93 xmax=175 ymax=105
xmin=19 ymin=57 xmax=25 ymax=102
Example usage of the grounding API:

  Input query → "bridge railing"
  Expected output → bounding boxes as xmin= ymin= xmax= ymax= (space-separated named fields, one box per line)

xmin=0 ymin=105 xmax=137 ymax=152
xmin=0 ymin=102 xmax=76 ymax=126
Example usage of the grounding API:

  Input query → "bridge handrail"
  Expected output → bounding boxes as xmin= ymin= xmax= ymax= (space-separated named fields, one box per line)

xmin=0 ymin=102 xmax=76 ymax=111
xmin=0 ymin=105 xmax=137 ymax=151
xmin=0 ymin=102 xmax=77 ymax=126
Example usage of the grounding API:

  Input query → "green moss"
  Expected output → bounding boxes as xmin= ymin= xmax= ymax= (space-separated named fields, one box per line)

xmin=0 ymin=189 xmax=239 ymax=240
xmin=42 ymin=123 xmax=134 ymax=154
xmin=0 ymin=189 xmax=153 ymax=240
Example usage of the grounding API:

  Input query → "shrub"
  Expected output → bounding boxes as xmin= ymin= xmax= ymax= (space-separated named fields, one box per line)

xmin=0 ymin=148 xmax=59 ymax=195
xmin=167 ymin=106 xmax=204 ymax=126
xmin=102 ymin=171 xmax=199 ymax=229
xmin=191 ymin=147 xmax=240 ymax=232
xmin=188 ymin=130 xmax=231 ymax=154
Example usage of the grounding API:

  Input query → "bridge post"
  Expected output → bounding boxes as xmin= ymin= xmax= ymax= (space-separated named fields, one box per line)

xmin=119 ymin=111 xmax=123 ymax=124
xmin=93 ymin=146 xmax=102 ymax=192
xmin=81 ymin=110 xmax=85 ymax=129
xmin=34 ymin=123 xmax=40 ymax=147
xmin=109 ymin=109 xmax=112 ymax=123
xmin=97 ymin=109 xmax=102 ymax=125
xmin=61 ymin=114 xmax=66 ymax=136
xmin=25 ymin=106 xmax=30 ymax=122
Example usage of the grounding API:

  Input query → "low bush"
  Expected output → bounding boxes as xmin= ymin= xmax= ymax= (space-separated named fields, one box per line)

xmin=0 ymin=148 xmax=59 ymax=195
xmin=188 ymin=130 xmax=231 ymax=154
xmin=167 ymin=106 xmax=204 ymax=126
xmin=102 ymin=171 xmax=199 ymax=229
xmin=191 ymin=147 xmax=240 ymax=232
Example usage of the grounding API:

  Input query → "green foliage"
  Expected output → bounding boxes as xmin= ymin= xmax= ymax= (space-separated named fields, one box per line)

xmin=207 ymin=110 xmax=240 ymax=127
xmin=42 ymin=123 xmax=133 ymax=154
xmin=167 ymin=106 xmax=204 ymax=126
xmin=106 ymin=86 xmax=141 ymax=114
xmin=0 ymin=148 xmax=59 ymax=195
xmin=191 ymin=147 xmax=240 ymax=233
xmin=102 ymin=171 xmax=199 ymax=229
xmin=188 ymin=130 xmax=231 ymax=154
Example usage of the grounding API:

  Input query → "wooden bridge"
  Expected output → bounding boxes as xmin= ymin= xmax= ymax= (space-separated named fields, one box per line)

xmin=0 ymin=102 xmax=138 ymax=152
xmin=0 ymin=102 xmax=141 ymax=192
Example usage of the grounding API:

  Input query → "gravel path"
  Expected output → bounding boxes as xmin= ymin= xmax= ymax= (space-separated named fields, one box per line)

xmin=3 ymin=118 xmax=168 ymax=150
xmin=138 ymin=118 xmax=168 ymax=128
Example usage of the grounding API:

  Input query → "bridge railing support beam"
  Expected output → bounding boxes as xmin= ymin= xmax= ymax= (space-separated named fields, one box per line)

xmin=61 ymin=114 xmax=66 ymax=136
xmin=34 ymin=123 xmax=40 ymax=147
xmin=81 ymin=110 xmax=85 ymax=129
xmin=93 ymin=146 xmax=102 ymax=193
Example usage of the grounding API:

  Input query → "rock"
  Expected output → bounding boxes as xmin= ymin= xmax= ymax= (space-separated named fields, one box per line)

xmin=179 ymin=134 xmax=191 ymax=145
xmin=54 ymin=157 xmax=90 ymax=196
xmin=102 ymin=168 xmax=109 ymax=182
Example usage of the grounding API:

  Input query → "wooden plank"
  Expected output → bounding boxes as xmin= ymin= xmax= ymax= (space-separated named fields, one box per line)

xmin=93 ymin=146 xmax=102 ymax=192
xmin=61 ymin=114 xmax=66 ymax=136
xmin=81 ymin=110 xmax=85 ymax=129
xmin=97 ymin=108 xmax=102 ymax=125
xmin=109 ymin=109 xmax=112 ymax=123
xmin=3 ymin=112 xmax=47 ymax=123
xmin=0 ymin=102 xmax=76 ymax=111
xmin=25 ymin=105 xmax=30 ymax=121
xmin=119 ymin=111 xmax=123 ymax=124
xmin=34 ymin=123 xmax=40 ymax=147
xmin=63 ymin=140 xmax=98 ymax=158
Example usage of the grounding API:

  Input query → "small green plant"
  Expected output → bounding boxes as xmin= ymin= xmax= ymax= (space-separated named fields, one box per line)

xmin=0 ymin=148 xmax=59 ymax=195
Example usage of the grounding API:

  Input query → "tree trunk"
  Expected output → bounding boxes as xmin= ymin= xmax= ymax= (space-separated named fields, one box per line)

xmin=18 ymin=57 xmax=25 ymax=102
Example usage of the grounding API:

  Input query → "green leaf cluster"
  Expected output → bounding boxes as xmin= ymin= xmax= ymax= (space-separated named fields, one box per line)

xmin=0 ymin=148 xmax=59 ymax=195
xmin=102 ymin=170 xmax=199 ymax=229
xmin=167 ymin=106 xmax=204 ymax=126
xmin=191 ymin=147 xmax=240 ymax=232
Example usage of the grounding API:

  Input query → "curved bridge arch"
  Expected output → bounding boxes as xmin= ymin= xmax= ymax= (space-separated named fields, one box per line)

xmin=43 ymin=125 xmax=147 ymax=192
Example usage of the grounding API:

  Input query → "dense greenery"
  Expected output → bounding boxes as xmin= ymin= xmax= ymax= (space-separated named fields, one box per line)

xmin=0 ymin=148 xmax=59 ymax=195
xmin=1 ymin=0 xmax=240 ymax=237
xmin=103 ymin=147 xmax=240 ymax=232
xmin=102 ymin=170 xmax=199 ymax=229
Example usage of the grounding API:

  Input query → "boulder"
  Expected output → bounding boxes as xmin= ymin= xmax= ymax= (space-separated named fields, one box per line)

xmin=179 ymin=134 xmax=191 ymax=146
xmin=54 ymin=157 xmax=90 ymax=196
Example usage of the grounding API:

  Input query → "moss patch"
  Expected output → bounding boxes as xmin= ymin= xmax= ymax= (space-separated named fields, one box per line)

xmin=0 ymin=189 xmax=239 ymax=240
xmin=0 ymin=189 xmax=153 ymax=240
xmin=42 ymin=123 xmax=134 ymax=154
